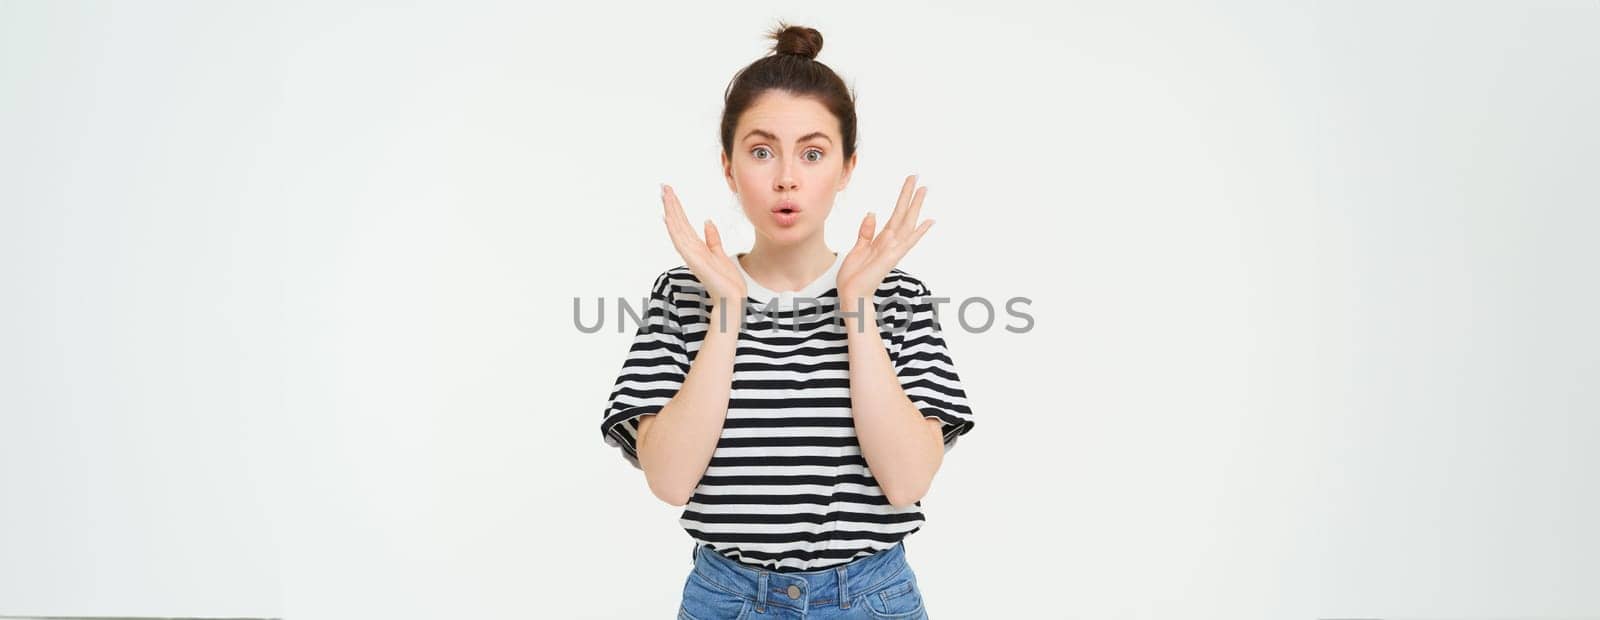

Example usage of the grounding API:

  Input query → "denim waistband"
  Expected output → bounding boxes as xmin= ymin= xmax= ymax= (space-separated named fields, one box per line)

xmin=688 ymin=543 xmax=911 ymax=613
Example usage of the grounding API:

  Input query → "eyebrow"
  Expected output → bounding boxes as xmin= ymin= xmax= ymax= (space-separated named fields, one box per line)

xmin=742 ymin=129 xmax=834 ymax=145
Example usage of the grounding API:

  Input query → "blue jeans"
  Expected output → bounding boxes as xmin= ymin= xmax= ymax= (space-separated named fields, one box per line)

xmin=678 ymin=542 xmax=929 ymax=619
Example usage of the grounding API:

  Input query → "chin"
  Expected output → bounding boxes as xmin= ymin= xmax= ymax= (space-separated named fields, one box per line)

xmin=762 ymin=226 xmax=814 ymax=243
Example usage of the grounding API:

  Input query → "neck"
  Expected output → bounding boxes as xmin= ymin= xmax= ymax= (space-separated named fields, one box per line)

xmin=740 ymin=236 xmax=837 ymax=293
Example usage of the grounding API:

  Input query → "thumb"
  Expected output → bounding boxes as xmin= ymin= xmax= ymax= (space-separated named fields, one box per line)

xmin=855 ymin=212 xmax=876 ymax=246
xmin=704 ymin=219 xmax=726 ymax=256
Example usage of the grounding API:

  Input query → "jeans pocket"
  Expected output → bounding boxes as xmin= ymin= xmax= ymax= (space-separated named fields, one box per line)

xmin=861 ymin=576 xmax=926 ymax=619
xmin=680 ymin=570 xmax=751 ymax=620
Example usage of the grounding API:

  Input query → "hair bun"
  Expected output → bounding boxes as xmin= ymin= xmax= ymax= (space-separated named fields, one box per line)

xmin=768 ymin=22 xmax=823 ymax=60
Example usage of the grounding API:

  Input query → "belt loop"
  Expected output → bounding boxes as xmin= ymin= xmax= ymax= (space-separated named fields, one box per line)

xmin=836 ymin=564 xmax=850 ymax=608
xmin=755 ymin=569 xmax=769 ymax=612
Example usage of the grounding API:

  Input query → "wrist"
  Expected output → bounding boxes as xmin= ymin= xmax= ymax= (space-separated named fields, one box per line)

xmin=836 ymin=293 xmax=880 ymax=335
xmin=705 ymin=299 xmax=745 ymax=335
xmin=707 ymin=289 xmax=746 ymax=310
xmin=836 ymin=289 xmax=873 ymax=311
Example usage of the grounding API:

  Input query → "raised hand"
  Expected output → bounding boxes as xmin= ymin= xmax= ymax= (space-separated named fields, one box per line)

xmin=660 ymin=183 xmax=748 ymax=315
xmin=836 ymin=175 xmax=936 ymax=303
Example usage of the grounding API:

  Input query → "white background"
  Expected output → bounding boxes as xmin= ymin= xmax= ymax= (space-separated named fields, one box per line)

xmin=2 ymin=1 xmax=1596 ymax=619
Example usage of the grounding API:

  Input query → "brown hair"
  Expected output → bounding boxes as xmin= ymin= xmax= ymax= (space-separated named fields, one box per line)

xmin=720 ymin=22 xmax=858 ymax=162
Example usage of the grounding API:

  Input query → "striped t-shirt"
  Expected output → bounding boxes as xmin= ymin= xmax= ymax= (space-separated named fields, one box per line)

xmin=601 ymin=251 xmax=975 ymax=572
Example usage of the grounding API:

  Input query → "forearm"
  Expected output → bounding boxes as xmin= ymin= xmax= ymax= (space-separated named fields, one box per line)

xmin=839 ymin=292 xmax=945 ymax=508
xmin=636 ymin=302 xmax=743 ymax=506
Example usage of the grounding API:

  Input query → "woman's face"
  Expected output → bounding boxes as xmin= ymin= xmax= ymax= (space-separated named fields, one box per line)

xmin=722 ymin=90 xmax=856 ymax=246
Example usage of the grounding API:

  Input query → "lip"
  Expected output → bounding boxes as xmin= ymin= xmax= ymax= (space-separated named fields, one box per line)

xmin=770 ymin=200 xmax=800 ymax=227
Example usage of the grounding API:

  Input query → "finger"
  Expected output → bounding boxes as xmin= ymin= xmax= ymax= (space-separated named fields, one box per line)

xmin=902 ymin=186 xmax=928 ymax=238
xmin=878 ymin=227 xmax=897 ymax=251
xmin=662 ymin=190 xmax=705 ymax=265
xmin=662 ymin=201 xmax=693 ymax=254
xmin=664 ymin=185 xmax=688 ymax=232
xmin=664 ymin=185 xmax=702 ymax=245
xmin=904 ymin=218 xmax=935 ymax=250
xmin=661 ymin=193 xmax=688 ymax=250
xmin=660 ymin=185 xmax=676 ymax=232
xmin=875 ymin=220 xmax=933 ymax=274
xmin=704 ymin=219 xmax=726 ymax=256
xmin=882 ymin=174 xmax=917 ymax=236
xmin=665 ymin=218 xmax=693 ymax=259
xmin=661 ymin=183 xmax=679 ymax=232
xmin=856 ymin=212 xmax=877 ymax=246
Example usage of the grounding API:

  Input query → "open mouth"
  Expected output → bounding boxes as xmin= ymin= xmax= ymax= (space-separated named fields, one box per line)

xmin=771 ymin=201 xmax=800 ymax=226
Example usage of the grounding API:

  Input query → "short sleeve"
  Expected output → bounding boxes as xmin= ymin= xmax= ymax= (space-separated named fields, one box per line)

xmin=891 ymin=279 xmax=975 ymax=453
xmin=601 ymin=270 xmax=690 ymax=470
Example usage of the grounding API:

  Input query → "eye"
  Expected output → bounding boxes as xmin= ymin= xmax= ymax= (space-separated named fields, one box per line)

xmin=751 ymin=146 xmax=772 ymax=160
xmin=804 ymin=148 xmax=824 ymax=162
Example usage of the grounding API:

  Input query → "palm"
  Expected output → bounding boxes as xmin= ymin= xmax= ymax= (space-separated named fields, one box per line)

xmin=836 ymin=175 xmax=936 ymax=301
xmin=660 ymin=184 xmax=747 ymax=309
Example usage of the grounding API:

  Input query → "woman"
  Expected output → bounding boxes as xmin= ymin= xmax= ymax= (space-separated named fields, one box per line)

xmin=602 ymin=22 xmax=975 ymax=619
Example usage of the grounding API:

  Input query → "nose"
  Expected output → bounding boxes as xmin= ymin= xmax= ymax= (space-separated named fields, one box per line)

xmin=774 ymin=162 xmax=798 ymax=192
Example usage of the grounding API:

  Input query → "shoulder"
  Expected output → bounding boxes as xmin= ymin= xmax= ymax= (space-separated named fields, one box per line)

xmin=647 ymin=264 xmax=701 ymax=295
xmin=881 ymin=267 xmax=931 ymax=299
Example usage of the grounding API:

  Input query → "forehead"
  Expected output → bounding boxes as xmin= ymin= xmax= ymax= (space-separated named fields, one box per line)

xmin=737 ymin=90 xmax=839 ymax=141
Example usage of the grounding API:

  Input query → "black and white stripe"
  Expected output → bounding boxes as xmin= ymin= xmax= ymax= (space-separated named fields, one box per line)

xmin=601 ymin=265 xmax=974 ymax=572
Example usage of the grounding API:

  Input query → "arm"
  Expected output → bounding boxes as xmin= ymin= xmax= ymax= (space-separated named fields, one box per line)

xmin=636 ymin=302 xmax=745 ymax=507
xmin=840 ymin=292 xmax=945 ymax=509
xmin=639 ymin=184 xmax=750 ymax=506
xmin=832 ymin=175 xmax=944 ymax=509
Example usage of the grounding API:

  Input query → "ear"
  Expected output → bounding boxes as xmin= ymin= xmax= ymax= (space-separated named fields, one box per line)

xmin=721 ymin=150 xmax=737 ymax=193
xmin=837 ymin=151 xmax=858 ymax=191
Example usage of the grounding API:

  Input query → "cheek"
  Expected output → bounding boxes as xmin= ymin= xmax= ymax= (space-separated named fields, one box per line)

xmin=736 ymin=194 xmax=766 ymax=223
xmin=806 ymin=171 xmax=841 ymax=199
xmin=732 ymin=165 xmax=761 ymax=188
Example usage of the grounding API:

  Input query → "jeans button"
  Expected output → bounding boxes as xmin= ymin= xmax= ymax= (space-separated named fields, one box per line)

xmin=787 ymin=584 xmax=801 ymax=599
